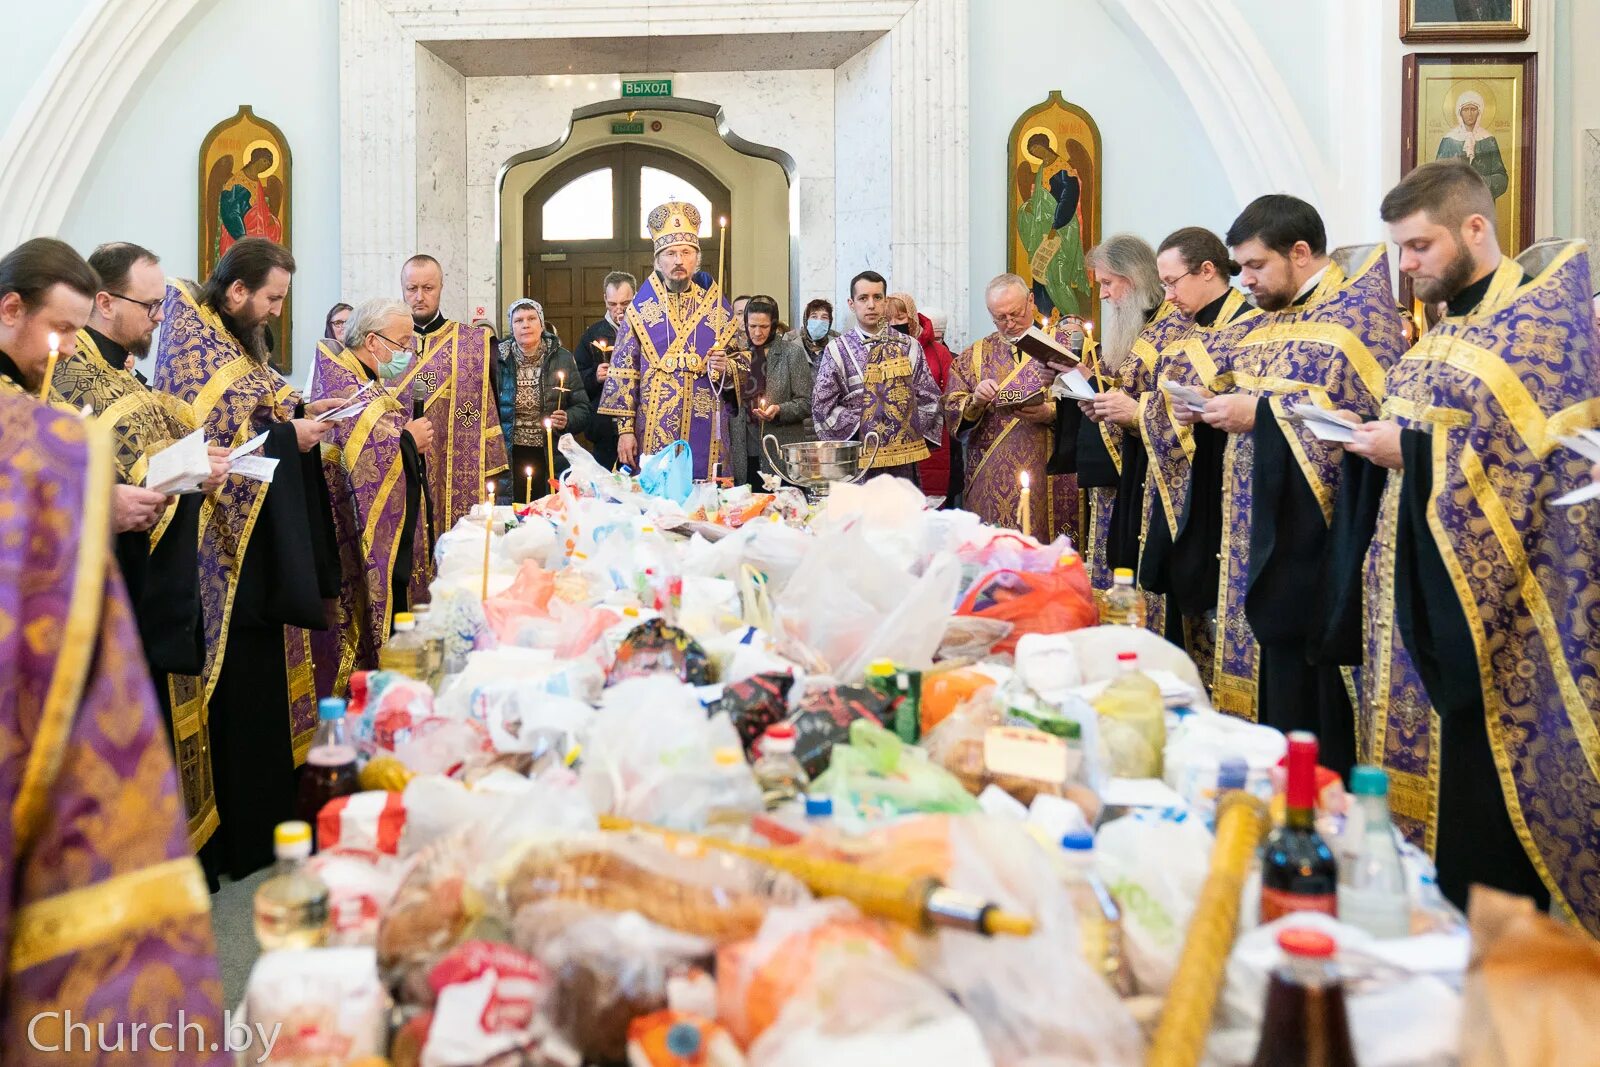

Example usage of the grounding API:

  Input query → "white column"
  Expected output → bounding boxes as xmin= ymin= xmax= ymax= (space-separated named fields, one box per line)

xmin=339 ymin=0 xmax=416 ymax=302
xmin=890 ymin=0 xmax=970 ymax=342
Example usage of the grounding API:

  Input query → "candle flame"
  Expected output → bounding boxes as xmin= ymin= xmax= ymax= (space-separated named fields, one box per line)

xmin=47 ymin=332 xmax=60 ymax=353
xmin=525 ymin=465 xmax=533 ymax=476
xmin=719 ymin=216 xmax=727 ymax=227
xmin=1084 ymin=321 xmax=1094 ymax=334
xmin=1020 ymin=471 xmax=1031 ymax=489
xmin=543 ymin=417 xmax=552 ymax=429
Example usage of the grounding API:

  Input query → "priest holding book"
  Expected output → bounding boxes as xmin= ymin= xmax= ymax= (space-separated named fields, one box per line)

xmin=946 ymin=273 xmax=1076 ymax=540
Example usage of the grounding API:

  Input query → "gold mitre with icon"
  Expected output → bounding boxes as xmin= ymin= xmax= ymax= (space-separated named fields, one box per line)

xmin=648 ymin=200 xmax=701 ymax=253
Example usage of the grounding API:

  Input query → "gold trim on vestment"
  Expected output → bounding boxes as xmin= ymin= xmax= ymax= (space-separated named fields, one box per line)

xmin=8 ymin=858 xmax=211 ymax=974
xmin=12 ymin=418 xmax=113 ymax=856
xmin=1427 ymin=436 xmax=1575 ymax=924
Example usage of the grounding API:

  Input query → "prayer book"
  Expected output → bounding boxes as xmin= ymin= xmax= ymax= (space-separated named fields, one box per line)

xmin=145 ymin=429 xmax=212 ymax=495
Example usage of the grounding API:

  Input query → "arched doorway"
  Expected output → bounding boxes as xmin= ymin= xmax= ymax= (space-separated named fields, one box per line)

xmin=522 ymin=144 xmax=731 ymax=343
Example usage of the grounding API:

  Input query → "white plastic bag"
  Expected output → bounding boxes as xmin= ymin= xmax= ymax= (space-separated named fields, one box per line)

xmin=1094 ymin=807 xmax=1215 ymax=995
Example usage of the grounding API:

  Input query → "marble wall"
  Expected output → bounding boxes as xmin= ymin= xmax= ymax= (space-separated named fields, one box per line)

xmin=415 ymin=48 xmax=471 ymax=317
xmin=834 ymin=36 xmax=893 ymax=315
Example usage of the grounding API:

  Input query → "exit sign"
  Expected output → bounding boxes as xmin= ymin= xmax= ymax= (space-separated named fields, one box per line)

xmin=611 ymin=121 xmax=645 ymax=135
xmin=622 ymin=78 xmax=672 ymax=98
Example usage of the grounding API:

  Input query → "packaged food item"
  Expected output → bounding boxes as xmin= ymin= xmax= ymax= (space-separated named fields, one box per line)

xmin=609 ymin=618 xmax=713 ymax=686
xmin=627 ymin=1012 xmax=746 ymax=1067
xmin=503 ymin=836 xmax=808 ymax=943
xmin=711 ymin=672 xmax=795 ymax=757
xmin=241 ymin=947 xmax=388 ymax=1063
xmin=392 ymin=716 xmax=495 ymax=778
xmin=306 ymin=848 xmax=407 ymax=947
xmin=810 ymin=720 xmax=980 ymax=820
xmin=788 ymin=685 xmax=894 ymax=780
xmin=316 ymin=790 xmax=407 ymax=856
xmin=918 ymin=667 xmax=995 ymax=735
xmin=378 ymin=830 xmax=489 ymax=1001
xmin=414 ymin=940 xmax=578 ymax=1067
xmin=511 ymin=901 xmax=715 ymax=1064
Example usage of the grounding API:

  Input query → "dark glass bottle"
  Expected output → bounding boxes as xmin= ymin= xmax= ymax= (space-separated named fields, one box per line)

xmin=1250 ymin=927 xmax=1357 ymax=1067
xmin=1259 ymin=731 xmax=1338 ymax=922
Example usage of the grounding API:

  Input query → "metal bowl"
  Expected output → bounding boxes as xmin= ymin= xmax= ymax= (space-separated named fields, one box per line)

xmin=763 ymin=432 xmax=881 ymax=490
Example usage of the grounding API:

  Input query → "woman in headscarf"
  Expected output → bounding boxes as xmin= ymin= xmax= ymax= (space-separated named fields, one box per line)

xmin=1435 ymin=90 xmax=1509 ymax=198
xmin=493 ymin=298 xmax=589 ymax=502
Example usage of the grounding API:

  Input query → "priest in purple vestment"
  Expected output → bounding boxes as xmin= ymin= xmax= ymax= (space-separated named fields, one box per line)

xmin=0 ymin=387 xmax=226 ymax=1062
xmin=598 ymin=200 xmax=745 ymax=480
xmin=812 ymin=270 xmax=941 ymax=482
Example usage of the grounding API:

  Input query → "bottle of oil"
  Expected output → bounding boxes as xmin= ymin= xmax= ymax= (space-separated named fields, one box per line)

xmin=378 ymin=612 xmax=430 ymax=681
xmin=1059 ymin=831 xmax=1133 ymax=995
xmin=252 ymin=821 xmax=330 ymax=951
xmin=1102 ymin=567 xmax=1145 ymax=626
xmin=752 ymin=723 xmax=810 ymax=811
xmin=409 ymin=602 xmax=447 ymax=685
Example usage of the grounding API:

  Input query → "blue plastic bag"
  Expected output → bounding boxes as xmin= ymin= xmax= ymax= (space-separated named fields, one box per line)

xmin=637 ymin=439 xmax=694 ymax=504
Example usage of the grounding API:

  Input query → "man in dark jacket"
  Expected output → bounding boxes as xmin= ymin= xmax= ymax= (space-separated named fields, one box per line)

xmin=572 ymin=271 xmax=635 ymax=470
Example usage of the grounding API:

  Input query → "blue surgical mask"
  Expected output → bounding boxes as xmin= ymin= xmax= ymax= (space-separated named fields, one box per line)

xmin=377 ymin=342 xmax=413 ymax=379
xmin=806 ymin=318 xmax=830 ymax=341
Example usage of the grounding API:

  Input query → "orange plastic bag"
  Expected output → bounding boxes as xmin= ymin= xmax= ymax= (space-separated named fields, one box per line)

xmin=919 ymin=668 xmax=995 ymax=735
xmin=954 ymin=558 xmax=1096 ymax=656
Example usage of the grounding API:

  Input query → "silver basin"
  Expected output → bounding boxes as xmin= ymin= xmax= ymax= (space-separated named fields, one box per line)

xmin=763 ymin=432 xmax=881 ymax=492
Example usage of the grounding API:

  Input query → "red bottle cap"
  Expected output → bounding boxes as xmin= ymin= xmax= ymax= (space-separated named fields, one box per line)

xmin=1277 ymin=927 xmax=1336 ymax=959
xmin=764 ymin=723 xmax=797 ymax=741
xmin=1117 ymin=652 xmax=1137 ymax=662
xmin=1285 ymin=731 xmax=1320 ymax=811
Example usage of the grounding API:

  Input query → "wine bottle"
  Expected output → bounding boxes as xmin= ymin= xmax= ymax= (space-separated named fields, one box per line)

xmin=1259 ymin=731 xmax=1338 ymax=922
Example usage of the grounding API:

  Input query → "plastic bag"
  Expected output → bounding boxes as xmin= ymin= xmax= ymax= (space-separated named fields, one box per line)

xmin=468 ymin=686 xmax=592 ymax=757
xmin=955 ymin=560 xmax=1096 ymax=656
xmin=715 ymin=901 xmax=896 ymax=1048
xmin=512 ymin=902 xmax=716 ymax=1065
xmin=559 ymin=431 xmax=632 ymax=497
xmin=242 ymin=947 xmax=388 ymax=1063
xmin=747 ymin=941 xmax=994 ymax=1067
xmin=1094 ymin=807 xmax=1215 ymax=995
xmin=811 ymin=720 xmax=980 ymax=820
xmin=481 ymin=560 xmax=556 ymax=643
xmin=955 ymin=531 xmax=1078 ymax=576
xmin=711 ymin=672 xmax=797 ymax=757
xmin=609 ymin=619 xmax=713 ymax=687
xmin=638 ymin=440 xmax=695 ymax=504
xmin=936 ymin=616 xmax=1014 ymax=662
xmin=788 ymin=684 xmax=894 ymax=779
xmin=419 ymin=941 xmax=577 ymax=1067
xmin=775 ymin=524 xmax=911 ymax=676
xmin=582 ymin=678 xmax=755 ymax=829
xmin=392 ymin=716 xmax=495 ymax=778
xmin=911 ymin=816 xmax=1145 ymax=1067
xmin=306 ymin=848 xmax=407 ymax=947
xmin=1163 ymin=711 xmax=1286 ymax=814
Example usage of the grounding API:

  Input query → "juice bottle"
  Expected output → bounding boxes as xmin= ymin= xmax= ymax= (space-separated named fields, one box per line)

xmin=252 ymin=821 xmax=330 ymax=951
xmin=1249 ymin=927 xmax=1357 ymax=1067
xmin=295 ymin=697 xmax=361 ymax=838
xmin=1101 ymin=567 xmax=1145 ymax=626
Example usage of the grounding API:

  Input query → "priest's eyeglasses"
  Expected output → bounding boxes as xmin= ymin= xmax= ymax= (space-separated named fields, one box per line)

xmin=109 ymin=292 xmax=163 ymax=322
xmin=1159 ymin=269 xmax=1201 ymax=293
xmin=375 ymin=332 xmax=419 ymax=353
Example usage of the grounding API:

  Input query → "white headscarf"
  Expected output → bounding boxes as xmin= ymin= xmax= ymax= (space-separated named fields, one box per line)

xmin=1448 ymin=91 xmax=1488 ymax=162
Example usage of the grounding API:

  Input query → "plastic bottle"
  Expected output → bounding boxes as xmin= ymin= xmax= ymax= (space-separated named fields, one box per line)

xmin=1102 ymin=567 xmax=1146 ymax=627
xmin=1336 ymin=765 xmax=1410 ymax=939
xmin=1059 ymin=831 xmax=1133 ymax=995
xmin=1092 ymin=652 xmax=1166 ymax=778
xmin=752 ymin=723 xmax=810 ymax=811
xmin=252 ymin=821 xmax=330 ymax=951
xmin=1249 ymin=927 xmax=1357 ymax=1067
xmin=378 ymin=612 xmax=431 ymax=681
xmin=804 ymin=795 xmax=834 ymax=823
xmin=409 ymin=602 xmax=446 ymax=685
xmin=704 ymin=746 xmax=763 ymax=831
xmin=295 ymin=698 xmax=361 ymax=835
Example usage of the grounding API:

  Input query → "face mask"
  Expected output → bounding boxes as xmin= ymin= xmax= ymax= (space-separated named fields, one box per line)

xmin=891 ymin=321 xmax=913 ymax=335
xmin=377 ymin=343 xmax=413 ymax=379
xmin=806 ymin=319 xmax=830 ymax=341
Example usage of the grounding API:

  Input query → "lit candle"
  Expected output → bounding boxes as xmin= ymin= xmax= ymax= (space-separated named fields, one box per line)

xmin=481 ymin=481 xmax=494 ymax=602
xmin=556 ymin=369 xmax=567 ymax=411
xmin=544 ymin=417 xmax=556 ymax=487
xmin=40 ymin=332 xmax=60 ymax=400
xmin=1018 ymin=470 xmax=1031 ymax=536
xmin=525 ymin=465 xmax=533 ymax=503
xmin=716 ymin=215 xmax=729 ymax=292
xmin=758 ymin=395 xmax=768 ymax=419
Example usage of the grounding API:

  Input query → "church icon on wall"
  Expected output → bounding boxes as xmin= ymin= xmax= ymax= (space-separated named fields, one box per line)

xmin=1007 ymin=91 xmax=1100 ymax=323
xmin=199 ymin=105 xmax=294 ymax=372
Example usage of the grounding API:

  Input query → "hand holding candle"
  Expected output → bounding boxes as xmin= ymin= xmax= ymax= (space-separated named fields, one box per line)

xmin=40 ymin=332 xmax=60 ymax=400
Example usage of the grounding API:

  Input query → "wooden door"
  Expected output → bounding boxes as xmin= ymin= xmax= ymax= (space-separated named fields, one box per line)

xmin=523 ymin=144 xmax=731 ymax=345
